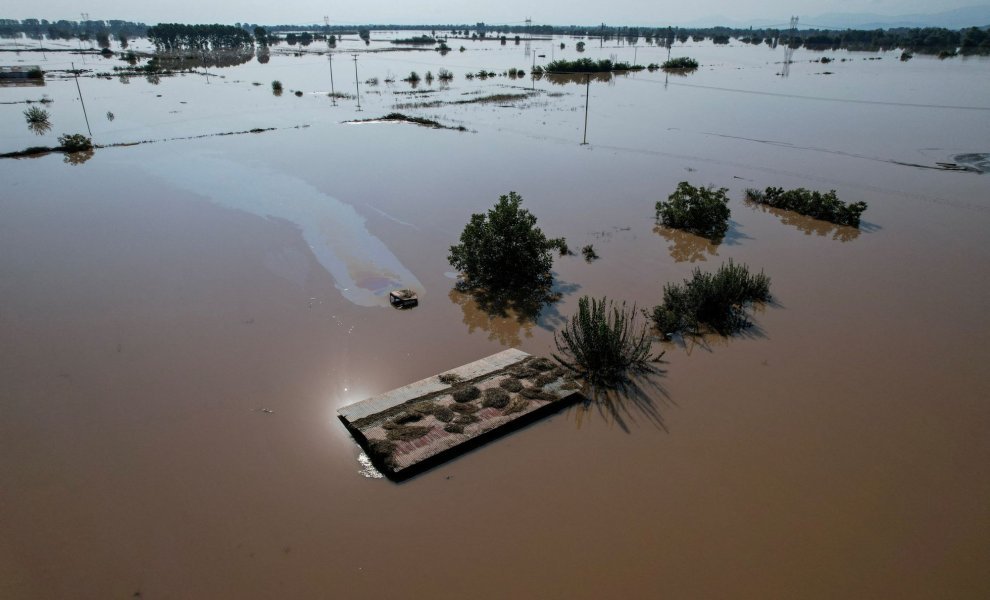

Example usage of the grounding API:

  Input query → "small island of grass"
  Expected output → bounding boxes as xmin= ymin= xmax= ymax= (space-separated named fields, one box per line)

xmin=661 ymin=56 xmax=699 ymax=70
xmin=541 ymin=58 xmax=643 ymax=74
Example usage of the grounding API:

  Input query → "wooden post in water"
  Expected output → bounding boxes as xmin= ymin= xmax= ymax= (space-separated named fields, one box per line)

xmin=71 ymin=62 xmax=93 ymax=138
xmin=581 ymin=74 xmax=590 ymax=145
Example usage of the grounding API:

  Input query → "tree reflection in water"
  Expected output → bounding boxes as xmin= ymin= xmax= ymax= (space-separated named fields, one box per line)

xmin=653 ymin=224 xmax=720 ymax=262
xmin=744 ymin=199 xmax=863 ymax=242
xmin=448 ymin=279 xmax=577 ymax=346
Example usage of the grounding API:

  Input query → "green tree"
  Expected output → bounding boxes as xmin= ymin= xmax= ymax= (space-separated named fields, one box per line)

xmin=448 ymin=192 xmax=566 ymax=302
xmin=656 ymin=181 xmax=731 ymax=240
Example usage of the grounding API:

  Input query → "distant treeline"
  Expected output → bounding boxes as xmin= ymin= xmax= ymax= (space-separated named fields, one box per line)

xmin=2 ymin=18 xmax=988 ymax=54
xmin=147 ymin=23 xmax=253 ymax=51
xmin=0 ymin=18 xmax=147 ymax=41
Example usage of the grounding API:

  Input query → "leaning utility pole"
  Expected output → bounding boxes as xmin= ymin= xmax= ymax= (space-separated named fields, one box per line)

xmin=71 ymin=62 xmax=92 ymax=137
xmin=352 ymin=54 xmax=361 ymax=111
xmin=581 ymin=74 xmax=590 ymax=145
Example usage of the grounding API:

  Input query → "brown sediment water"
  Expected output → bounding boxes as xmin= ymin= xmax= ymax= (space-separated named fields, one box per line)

xmin=1 ymin=34 xmax=989 ymax=599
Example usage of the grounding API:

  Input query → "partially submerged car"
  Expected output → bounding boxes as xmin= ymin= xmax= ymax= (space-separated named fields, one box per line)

xmin=389 ymin=289 xmax=418 ymax=308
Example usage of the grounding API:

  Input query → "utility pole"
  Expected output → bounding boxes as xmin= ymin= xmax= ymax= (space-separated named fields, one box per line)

xmin=581 ymin=74 xmax=590 ymax=145
xmin=71 ymin=62 xmax=92 ymax=137
xmin=352 ymin=54 xmax=361 ymax=111
xmin=328 ymin=53 xmax=336 ymax=105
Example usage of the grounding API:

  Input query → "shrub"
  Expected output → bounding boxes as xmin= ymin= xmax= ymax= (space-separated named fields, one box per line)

xmin=451 ymin=403 xmax=480 ymax=414
xmin=553 ymin=296 xmax=661 ymax=387
xmin=424 ymin=70 xmax=434 ymax=83
xmin=437 ymin=68 xmax=454 ymax=81
xmin=271 ymin=80 xmax=283 ymax=94
xmin=662 ymin=57 xmax=699 ymax=69
xmin=543 ymin=58 xmax=633 ymax=73
xmin=481 ymin=387 xmax=511 ymax=409
xmin=745 ymin=187 xmax=867 ymax=227
xmin=294 ymin=90 xmax=303 ymax=97
xmin=23 ymin=106 xmax=50 ymax=124
xmin=656 ymin=181 xmax=731 ymax=241
xmin=651 ymin=260 xmax=771 ymax=336
xmin=448 ymin=192 xmax=566 ymax=300
xmin=581 ymin=245 xmax=598 ymax=261
xmin=58 ymin=133 xmax=93 ymax=152
xmin=444 ymin=423 xmax=465 ymax=434
xmin=405 ymin=71 xmax=421 ymax=83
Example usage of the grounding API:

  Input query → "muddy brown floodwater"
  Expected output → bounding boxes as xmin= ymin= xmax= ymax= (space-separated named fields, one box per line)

xmin=2 ymin=33 xmax=989 ymax=599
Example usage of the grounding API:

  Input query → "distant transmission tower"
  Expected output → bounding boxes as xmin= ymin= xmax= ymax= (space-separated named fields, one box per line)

xmin=524 ymin=17 xmax=532 ymax=57
xmin=782 ymin=15 xmax=798 ymax=78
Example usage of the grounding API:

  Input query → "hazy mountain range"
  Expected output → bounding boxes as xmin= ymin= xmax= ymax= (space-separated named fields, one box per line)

xmin=680 ymin=5 xmax=990 ymax=30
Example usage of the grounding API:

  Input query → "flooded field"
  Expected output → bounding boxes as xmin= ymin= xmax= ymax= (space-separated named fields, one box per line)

xmin=2 ymin=32 xmax=990 ymax=598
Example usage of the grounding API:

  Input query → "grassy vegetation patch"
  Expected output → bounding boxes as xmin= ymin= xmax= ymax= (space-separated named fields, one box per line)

xmin=450 ymin=402 xmax=480 ymax=414
xmin=553 ymin=296 xmax=661 ymax=387
xmin=745 ymin=187 xmax=867 ymax=227
xmin=651 ymin=260 xmax=771 ymax=336
xmin=444 ymin=423 xmax=465 ymax=434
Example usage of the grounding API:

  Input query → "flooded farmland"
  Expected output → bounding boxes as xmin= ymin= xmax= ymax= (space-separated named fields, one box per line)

xmin=2 ymin=31 xmax=990 ymax=599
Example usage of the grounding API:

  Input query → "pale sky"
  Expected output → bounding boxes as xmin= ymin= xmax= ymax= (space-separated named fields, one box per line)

xmin=2 ymin=0 xmax=982 ymax=26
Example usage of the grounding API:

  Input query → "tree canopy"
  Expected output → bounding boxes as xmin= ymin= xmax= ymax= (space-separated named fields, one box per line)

xmin=448 ymin=192 xmax=566 ymax=307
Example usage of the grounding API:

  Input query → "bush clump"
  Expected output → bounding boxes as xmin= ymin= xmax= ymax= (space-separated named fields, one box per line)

xmin=553 ymin=296 xmax=662 ymax=387
xmin=745 ymin=187 xmax=867 ymax=227
xmin=271 ymin=80 xmax=283 ymax=94
xmin=448 ymin=191 xmax=567 ymax=302
xmin=451 ymin=403 xmax=480 ymax=414
xmin=543 ymin=58 xmax=635 ymax=73
xmin=23 ymin=106 xmax=50 ymax=125
xmin=481 ymin=387 xmax=511 ymax=409
xmin=656 ymin=181 xmax=731 ymax=241
xmin=58 ymin=133 xmax=93 ymax=152
xmin=651 ymin=260 xmax=771 ymax=336
xmin=581 ymin=244 xmax=598 ymax=261
xmin=444 ymin=423 xmax=465 ymax=434
xmin=451 ymin=385 xmax=481 ymax=402
xmin=662 ymin=57 xmax=699 ymax=69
